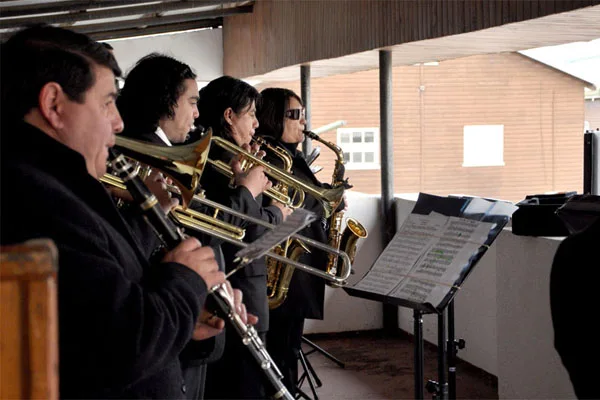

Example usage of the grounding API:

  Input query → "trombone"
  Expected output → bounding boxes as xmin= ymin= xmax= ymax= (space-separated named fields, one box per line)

xmin=172 ymin=188 xmax=351 ymax=286
xmin=102 ymin=134 xmax=351 ymax=286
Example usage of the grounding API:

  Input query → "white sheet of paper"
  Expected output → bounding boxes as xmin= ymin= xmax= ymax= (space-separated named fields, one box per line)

xmin=354 ymin=213 xmax=494 ymax=308
xmin=353 ymin=213 xmax=447 ymax=295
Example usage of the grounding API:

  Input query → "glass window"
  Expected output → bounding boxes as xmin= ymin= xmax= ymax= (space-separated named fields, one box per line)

xmin=463 ymin=125 xmax=505 ymax=167
xmin=337 ymin=127 xmax=380 ymax=170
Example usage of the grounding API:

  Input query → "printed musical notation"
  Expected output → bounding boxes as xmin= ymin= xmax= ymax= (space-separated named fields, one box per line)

xmin=354 ymin=213 xmax=495 ymax=308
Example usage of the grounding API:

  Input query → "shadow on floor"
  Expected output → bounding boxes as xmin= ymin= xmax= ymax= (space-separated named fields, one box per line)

xmin=299 ymin=330 xmax=498 ymax=400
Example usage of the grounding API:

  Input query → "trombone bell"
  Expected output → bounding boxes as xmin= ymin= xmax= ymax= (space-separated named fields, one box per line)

xmin=114 ymin=129 xmax=213 ymax=208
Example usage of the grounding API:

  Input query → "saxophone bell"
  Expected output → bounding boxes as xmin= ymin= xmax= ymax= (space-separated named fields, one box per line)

xmin=303 ymin=129 xmax=368 ymax=278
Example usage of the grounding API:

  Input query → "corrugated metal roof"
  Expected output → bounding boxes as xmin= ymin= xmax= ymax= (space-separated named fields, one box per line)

xmin=0 ymin=0 xmax=254 ymax=41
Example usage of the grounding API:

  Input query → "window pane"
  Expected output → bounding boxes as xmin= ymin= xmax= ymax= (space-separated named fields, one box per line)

xmin=343 ymin=152 xmax=350 ymax=162
xmin=364 ymin=132 xmax=374 ymax=143
xmin=352 ymin=132 xmax=362 ymax=143
xmin=365 ymin=152 xmax=374 ymax=162
xmin=353 ymin=152 xmax=362 ymax=162
xmin=463 ymin=125 xmax=504 ymax=167
xmin=340 ymin=133 xmax=350 ymax=143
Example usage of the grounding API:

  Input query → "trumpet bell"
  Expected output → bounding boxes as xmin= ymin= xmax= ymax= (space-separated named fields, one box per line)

xmin=114 ymin=129 xmax=212 ymax=208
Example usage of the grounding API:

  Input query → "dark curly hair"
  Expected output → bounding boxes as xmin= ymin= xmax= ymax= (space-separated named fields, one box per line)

xmin=196 ymin=75 xmax=259 ymax=139
xmin=1 ymin=24 xmax=121 ymax=128
xmin=117 ymin=53 xmax=196 ymax=136
xmin=255 ymin=88 xmax=302 ymax=141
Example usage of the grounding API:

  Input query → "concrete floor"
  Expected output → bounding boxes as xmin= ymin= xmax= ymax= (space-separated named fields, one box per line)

xmin=298 ymin=330 xmax=498 ymax=400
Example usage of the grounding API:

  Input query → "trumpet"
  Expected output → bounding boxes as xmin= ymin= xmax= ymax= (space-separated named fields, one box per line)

xmin=207 ymin=136 xmax=305 ymax=209
xmin=209 ymin=136 xmax=344 ymax=218
xmin=101 ymin=136 xmax=352 ymax=286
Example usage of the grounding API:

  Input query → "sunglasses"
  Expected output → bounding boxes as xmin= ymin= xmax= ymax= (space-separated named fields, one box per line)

xmin=284 ymin=108 xmax=306 ymax=120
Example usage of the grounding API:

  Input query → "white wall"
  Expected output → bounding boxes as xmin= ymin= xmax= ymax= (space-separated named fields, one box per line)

xmin=106 ymin=29 xmax=223 ymax=80
xmin=304 ymin=191 xmax=385 ymax=333
xmin=305 ymin=194 xmax=576 ymax=398
xmin=496 ymin=231 xmax=574 ymax=399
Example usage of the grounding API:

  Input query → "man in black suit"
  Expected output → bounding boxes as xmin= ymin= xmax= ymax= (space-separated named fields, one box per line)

xmin=550 ymin=216 xmax=600 ymax=399
xmin=0 ymin=25 xmax=233 ymax=399
xmin=116 ymin=53 xmax=258 ymax=400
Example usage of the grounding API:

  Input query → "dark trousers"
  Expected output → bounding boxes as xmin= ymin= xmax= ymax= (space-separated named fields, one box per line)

xmin=267 ymin=312 xmax=305 ymax=396
xmin=204 ymin=329 xmax=270 ymax=399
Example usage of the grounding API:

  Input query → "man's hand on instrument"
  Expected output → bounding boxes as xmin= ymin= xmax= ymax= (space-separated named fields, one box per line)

xmin=144 ymin=169 xmax=179 ymax=213
xmin=230 ymin=284 xmax=259 ymax=326
xmin=192 ymin=309 xmax=225 ymax=340
xmin=162 ymin=238 xmax=225 ymax=289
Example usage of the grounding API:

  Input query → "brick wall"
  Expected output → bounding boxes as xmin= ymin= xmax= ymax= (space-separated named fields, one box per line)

xmin=257 ymin=53 xmax=587 ymax=203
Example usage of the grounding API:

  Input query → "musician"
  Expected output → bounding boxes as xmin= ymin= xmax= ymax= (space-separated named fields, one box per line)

xmin=115 ymin=53 xmax=252 ymax=400
xmin=255 ymin=88 xmax=341 ymax=395
xmin=196 ymin=75 xmax=292 ymax=399
xmin=0 ymin=25 xmax=232 ymax=398
xmin=550 ymin=217 xmax=600 ymax=398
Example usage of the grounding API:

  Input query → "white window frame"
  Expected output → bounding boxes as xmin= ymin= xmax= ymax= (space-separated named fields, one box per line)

xmin=463 ymin=125 xmax=505 ymax=167
xmin=336 ymin=128 xmax=380 ymax=170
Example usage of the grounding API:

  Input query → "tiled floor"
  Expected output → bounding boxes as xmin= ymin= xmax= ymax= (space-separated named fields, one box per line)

xmin=299 ymin=330 xmax=498 ymax=400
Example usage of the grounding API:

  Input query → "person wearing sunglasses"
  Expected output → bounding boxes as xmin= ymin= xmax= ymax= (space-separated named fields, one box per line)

xmin=255 ymin=87 xmax=347 ymax=396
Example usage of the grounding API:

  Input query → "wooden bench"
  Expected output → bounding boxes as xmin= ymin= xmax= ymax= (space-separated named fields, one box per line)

xmin=1 ymin=239 xmax=59 ymax=400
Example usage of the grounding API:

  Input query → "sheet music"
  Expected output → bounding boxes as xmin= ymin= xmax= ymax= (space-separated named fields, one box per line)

xmin=234 ymin=208 xmax=316 ymax=262
xmin=354 ymin=213 xmax=494 ymax=308
xmin=353 ymin=214 xmax=446 ymax=295
xmin=388 ymin=217 xmax=494 ymax=306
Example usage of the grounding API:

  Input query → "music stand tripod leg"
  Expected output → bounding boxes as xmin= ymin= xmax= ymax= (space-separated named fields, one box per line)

xmin=414 ymin=309 xmax=425 ymax=400
xmin=302 ymin=336 xmax=346 ymax=368
xmin=297 ymin=349 xmax=319 ymax=400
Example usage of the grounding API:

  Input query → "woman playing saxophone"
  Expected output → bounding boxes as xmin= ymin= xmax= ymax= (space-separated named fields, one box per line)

xmin=255 ymin=88 xmax=348 ymax=396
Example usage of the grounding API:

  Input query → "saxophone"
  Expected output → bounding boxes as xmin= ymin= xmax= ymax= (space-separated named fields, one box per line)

xmin=303 ymin=130 xmax=368 ymax=277
xmin=254 ymin=137 xmax=311 ymax=309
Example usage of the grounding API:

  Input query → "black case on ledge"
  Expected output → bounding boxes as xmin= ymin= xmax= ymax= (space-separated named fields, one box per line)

xmin=511 ymin=192 xmax=576 ymax=237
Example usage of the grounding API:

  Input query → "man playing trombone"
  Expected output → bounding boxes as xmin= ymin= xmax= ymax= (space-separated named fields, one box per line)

xmin=0 ymin=25 xmax=247 ymax=399
xmin=115 ymin=53 xmax=266 ymax=400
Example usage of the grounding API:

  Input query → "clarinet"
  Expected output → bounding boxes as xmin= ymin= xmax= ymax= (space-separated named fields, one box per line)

xmin=108 ymin=149 xmax=294 ymax=400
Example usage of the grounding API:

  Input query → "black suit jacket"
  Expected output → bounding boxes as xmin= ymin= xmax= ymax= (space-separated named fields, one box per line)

xmin=199 ymin=144 xmax=284 ymax=332
xmin=259 ymin=136 xmax=329 ymax=320
xmin=550 ymin=217 xmax=600 ymax=399
xmin=117 ymin=128 xmax=226 ymax=367
xmin=1 ymin=122 xmax=206 ymax=399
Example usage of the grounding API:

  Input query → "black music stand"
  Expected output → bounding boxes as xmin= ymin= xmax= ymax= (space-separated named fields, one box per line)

xmin=294 ymin=336 xmax=346 ymax=400
xmin=344 ymin=193 xmax=514 ymax=399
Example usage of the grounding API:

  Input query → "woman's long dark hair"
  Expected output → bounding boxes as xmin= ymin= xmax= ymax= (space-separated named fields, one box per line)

xmin=255 ymin=88 xmax=302 ymax=141
xmin=196 ymin=75 xmax=259 ymax=139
